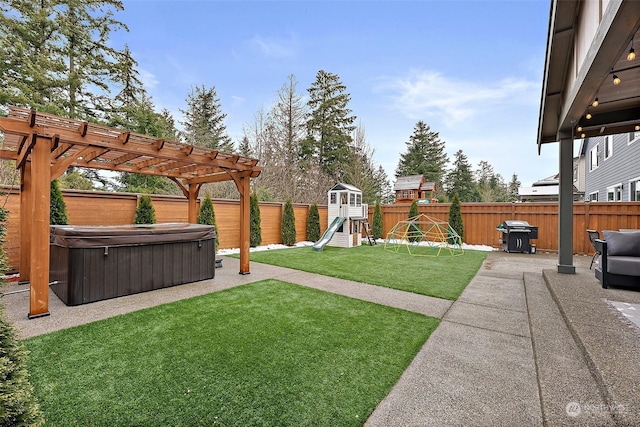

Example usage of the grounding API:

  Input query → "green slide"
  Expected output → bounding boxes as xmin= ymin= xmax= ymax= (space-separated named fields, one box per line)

xmin=312 ymin=217 xmax=346 ymax=251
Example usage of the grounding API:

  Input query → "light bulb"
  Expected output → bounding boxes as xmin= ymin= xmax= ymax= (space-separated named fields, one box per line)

xmin=628 ymin=48 xmax=636 ymax=61
xmin=586 ymin=113 xmax=592 ymax=119
xmin=577 ymin=126 xmax=583 ymax=132
xmin=592 ymin=98 xmax=599 ymax=107
xmin=581 ymin=133 xmax=586 ymax=138
xmin=636 ymin=125 xmax=640 ymax=131
xmin=613 ymin=74 xmax=621 ymax=85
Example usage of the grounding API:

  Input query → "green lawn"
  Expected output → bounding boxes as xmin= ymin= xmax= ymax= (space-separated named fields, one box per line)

xmin=238 ymin=245 xmax=488 ymax=300
xmin=26 ymin=280 xmax=438 ymax=426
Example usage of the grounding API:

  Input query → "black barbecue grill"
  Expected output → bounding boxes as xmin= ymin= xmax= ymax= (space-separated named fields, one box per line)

xmin=498 ymin=220 xmax=538 ymax=253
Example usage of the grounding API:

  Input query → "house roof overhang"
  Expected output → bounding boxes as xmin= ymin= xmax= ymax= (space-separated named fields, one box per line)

xmin=537 ymin=0 xmax=640 ymax=151
xmin=0 ymin=106 xmax=262 ymax=186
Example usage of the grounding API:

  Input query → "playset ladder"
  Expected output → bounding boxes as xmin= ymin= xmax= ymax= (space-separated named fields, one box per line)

xmin=362 ymin=219 xmax=376 ymax=246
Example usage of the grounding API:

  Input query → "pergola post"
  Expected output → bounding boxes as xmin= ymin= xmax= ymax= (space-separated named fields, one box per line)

xmin=19 ymin=163 xmax=31 ymax=283
xmin=187 ymin=183 xmax=200 ymax=223
xmin=28 ymin=135 xmax=52 ymax=318
xmin=237 ymin=175 xmax=251 ymax=275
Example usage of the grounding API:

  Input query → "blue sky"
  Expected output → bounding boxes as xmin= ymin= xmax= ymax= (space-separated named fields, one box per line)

xmin=112 ymin=0 xmax=556 ymax=187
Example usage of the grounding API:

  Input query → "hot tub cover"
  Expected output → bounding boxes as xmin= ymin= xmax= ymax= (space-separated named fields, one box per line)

xmin=50 ymin=223 xmax=216 ymax=248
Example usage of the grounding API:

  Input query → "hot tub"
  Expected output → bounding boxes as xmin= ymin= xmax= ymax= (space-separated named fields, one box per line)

xmin=49 ymin=223 xmax=216 ymax=305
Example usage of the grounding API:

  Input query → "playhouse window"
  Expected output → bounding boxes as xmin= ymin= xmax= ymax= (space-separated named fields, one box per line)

xmin=350 ymin=194 xmax=355 ymax=206
xmin=330 ymin=193 xmax=336 ymax=204
xmin=341 ymin=193 xmax=348 ymax=204
xmin=356 ymin=194 xmax=361 ymax=206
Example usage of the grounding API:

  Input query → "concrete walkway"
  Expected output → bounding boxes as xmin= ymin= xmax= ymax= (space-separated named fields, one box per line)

xmin=2 ymin=251 xmax=640 ymax=425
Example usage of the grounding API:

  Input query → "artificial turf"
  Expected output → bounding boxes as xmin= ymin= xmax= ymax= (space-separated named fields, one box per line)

xmin=237 ymin=244 xmax=488 ymax=300
xmin=25 ymin=280 xmax=438 ymax=426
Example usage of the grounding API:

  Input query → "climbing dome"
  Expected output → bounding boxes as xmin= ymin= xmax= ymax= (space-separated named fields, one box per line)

xmin=384 ymin=214 xmax=464 ymax=256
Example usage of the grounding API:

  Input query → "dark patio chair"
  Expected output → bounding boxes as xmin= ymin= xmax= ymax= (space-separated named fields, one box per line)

xmin=587 ymin=229 xmax=601 ymax=270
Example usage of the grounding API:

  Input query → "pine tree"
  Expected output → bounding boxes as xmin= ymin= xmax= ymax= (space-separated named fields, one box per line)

xmin=507 ymin=174 xmax=521 ymax=202
xmin=181 ymin=85 xmax=233 ymax=152
xmin=395 ymin=121 xmax=448 ymax=196
xmin=250 ymin=191 xmax=262 ymax=247
xmin=372 ymin=199 xmax=383 ymax=240
xmin=0 ymin=199 xmax=45 ymax=426
xmin=306 ymin=203 xmax=321 ymax=242
xmin=50 ymin=179 xmax=69 ymax=225
xmin=303 ymin=70 xmax=356 ymax=180
xmin=446 ymin=149 xmax=479 ymax=202
xmin=448 ymin=192 xmax=464 ymax=244
xmin=0 ymin=0 xmax=65 ymax=112
xmin=281 ymin=199 xmax=296 ymax=246
xmin=197 ymin=195 xmax=218 ymax=251
xmin=133 ymin=195 xmax=156 ymax=224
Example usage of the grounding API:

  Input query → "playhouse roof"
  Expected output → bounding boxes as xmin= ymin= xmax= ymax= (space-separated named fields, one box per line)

xmin=394 ymin=175 xmax=436 ymax=192
xmin=330 ymin=183 xmax=361 ymax=192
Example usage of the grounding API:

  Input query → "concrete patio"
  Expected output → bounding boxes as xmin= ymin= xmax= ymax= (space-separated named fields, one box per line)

xmin=2 ymin=250 xmax=639 ymax=426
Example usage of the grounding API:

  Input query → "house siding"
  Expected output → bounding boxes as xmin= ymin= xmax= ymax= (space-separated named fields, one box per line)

xmin=585 ymin=132 xmax=640 ymax=201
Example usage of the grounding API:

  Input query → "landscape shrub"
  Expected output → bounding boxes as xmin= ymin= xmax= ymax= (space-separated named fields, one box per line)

xmin=281 ymin=199 xmax=296 ymax=246
xmin=0 ymin=200 xmax=45 ymax=426
xmin=133 ymin=195 xmax=156 ymax=224
xmin=372 ymin=199 xmax=383 ymax=239
xmin=250 ymin=191 xmax=262 ymax=247
xmin=306 ymin=203 xmax=320 ymax=242
xmin=448 ymin=192 xmax=464 ymax=244
xmin=198 ymin=195 xmax=218 ymax=251
xmin=50 ymin=179 xmax=69 ymax=225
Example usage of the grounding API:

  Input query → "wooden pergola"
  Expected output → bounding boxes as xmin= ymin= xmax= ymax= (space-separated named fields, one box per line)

xmin=0 ymin=106 xmax=262 ymax=318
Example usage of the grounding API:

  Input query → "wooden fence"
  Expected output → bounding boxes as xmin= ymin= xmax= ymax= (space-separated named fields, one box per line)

xmin=3 ymin=185 xmax=639 ymax=271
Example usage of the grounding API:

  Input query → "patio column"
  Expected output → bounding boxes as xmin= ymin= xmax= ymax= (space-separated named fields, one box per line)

xmin=19 ymin=163 xmax=31 ymax=283
xmin=557 ymin=131 xmax=575 ymax=274
xmin=29 ymin=135 xmax=52 ymax=318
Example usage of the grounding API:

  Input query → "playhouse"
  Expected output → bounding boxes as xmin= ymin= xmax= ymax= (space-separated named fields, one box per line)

xmin=312 ymin=183 xmax=371 ymax=251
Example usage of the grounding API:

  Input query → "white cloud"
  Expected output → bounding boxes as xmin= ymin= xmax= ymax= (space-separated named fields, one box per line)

xmin=374 ymin=70 xmax=539 ymax=128
xmin=139 ymin=67 xmax=159 ymax=90
xmin=245 ymin=34 xmax=297 ymax=59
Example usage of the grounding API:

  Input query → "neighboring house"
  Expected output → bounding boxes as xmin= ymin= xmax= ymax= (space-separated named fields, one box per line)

xmin=583 ymin=130 xmax=640 ymax=201
xmin=518 ymin=172 xmax=583 ymax=202
xmin=393 ymin=175 xmax=437 ymax=203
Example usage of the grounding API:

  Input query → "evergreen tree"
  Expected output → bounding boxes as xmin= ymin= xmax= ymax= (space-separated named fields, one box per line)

xmin=281 ymin=199 xmax=296 ymax=246
xmin=50 ymin=179 xmax=69 ymax=225
xmin=197 ymin=195 xmax=218 ymax=251
xmin=133 ymin=195 xmax=156 ymax=224
xmin=0 ymin=200 xmax=45 ymax=425
xmin=302 ymin=70 xmax=356 ymax=180
xmin=58 ymin=0 xmax=128 ymax=119
xmin=250 ymin=191 xmax=262 ymax=247
xmin=395 ymin=121 xmax=448 ymax=195
xmin=507 ymin=174 xmax=521 ymax=202
xmin=306 ymin=203 xmax=320 ymax=242
xmin=448 ymin=192 xmax=464 ymax=244
xmin=446 ymin=150 xmax=479 ymax=202
xmin=0 ymin=0 xmax=65 ymax=112
xmin=181 ymin=85 xmax=233 ymax=152
xmin=408 ymin=199 xmax=420 ymax=242
xmin=372 ymin=199 xmax=383 ymax=240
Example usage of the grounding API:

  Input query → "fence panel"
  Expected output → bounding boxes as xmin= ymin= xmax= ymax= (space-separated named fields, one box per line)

xmin=4 ymin=184 xmax=640 ymax=271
